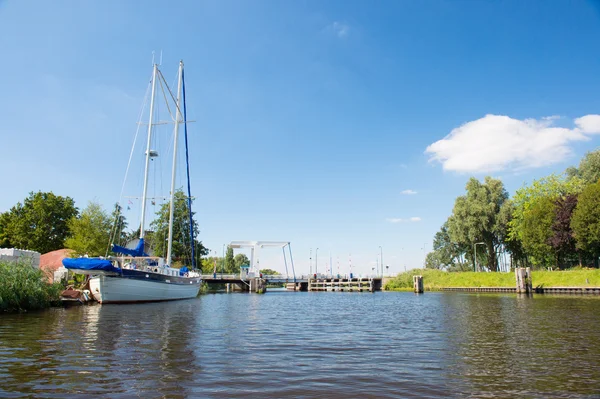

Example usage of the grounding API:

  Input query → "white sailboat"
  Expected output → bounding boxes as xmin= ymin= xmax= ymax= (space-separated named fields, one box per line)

xmin=63 ymin=60 xmax=202 ymax=303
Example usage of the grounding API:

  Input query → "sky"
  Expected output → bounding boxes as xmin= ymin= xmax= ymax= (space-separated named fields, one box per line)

xmin=1 ymin=0 xmax=600 ymax=276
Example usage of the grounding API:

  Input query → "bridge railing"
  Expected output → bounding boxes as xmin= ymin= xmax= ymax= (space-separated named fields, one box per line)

xmin=201 ymin=274 xmax=240 ymax=279
xmin=200 ymin=274 xmax=383 ymax=281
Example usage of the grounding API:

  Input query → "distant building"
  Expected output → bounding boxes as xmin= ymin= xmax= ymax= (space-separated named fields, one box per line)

xmin=0 ymin=248 xmax=41 ymax=268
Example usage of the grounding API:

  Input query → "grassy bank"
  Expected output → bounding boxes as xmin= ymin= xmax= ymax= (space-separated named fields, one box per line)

xmin=0 ymin=260 xmax=63 ymax=312
xmin=384 ymin=268 xmax=600 ymax=291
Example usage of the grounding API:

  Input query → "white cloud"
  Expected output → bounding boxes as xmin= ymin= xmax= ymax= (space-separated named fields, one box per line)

xmin=330 ymin=22 xmax=350 ymax=38
xmin=425 ymin=114 xmax=600 ymax=173
xmin=401 ymin=189 xmax=417 ymax=195
xmin=386 ymin=217 xmax=421 ymax=223
xmin=575 ymin=115 xmax=600 ymax=134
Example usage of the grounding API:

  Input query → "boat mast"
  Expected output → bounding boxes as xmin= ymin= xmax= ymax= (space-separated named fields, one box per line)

xmin=182 ymin=66 xmax=196 ymax=269
xmin=166 ymin=61 xmax=184 ymax=265
xmin=140 ymin=63 xmax=158 ymax=240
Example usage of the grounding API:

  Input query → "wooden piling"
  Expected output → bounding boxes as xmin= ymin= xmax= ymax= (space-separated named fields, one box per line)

xmin=413 ymin=275 xmax=424 ymax=293
xmin=515 ymin=267 xmax=532 ymax=294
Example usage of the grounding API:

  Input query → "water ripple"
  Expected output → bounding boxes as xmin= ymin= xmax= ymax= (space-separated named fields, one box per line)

xmin=1 ymin=292 xmax=600 ymax=398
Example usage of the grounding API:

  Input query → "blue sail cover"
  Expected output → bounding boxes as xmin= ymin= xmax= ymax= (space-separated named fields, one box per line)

xmin=62 ymin=258 xmax=120 ymax=273
xmin=111 ymin=238 xmax=148 ymax=257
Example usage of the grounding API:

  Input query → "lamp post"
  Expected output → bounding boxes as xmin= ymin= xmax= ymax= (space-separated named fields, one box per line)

xmin=315 ymin=248 xmax=319 ymax=276
xmin=474 ymin=242 xmax=485 ymax=272
xmin=379 ymin=246 xmax=383 ymax=277
xmin=309 ymin=248 xmax=312 ymax=275
xmin=386 ymin=265 xmax=389 ymax=276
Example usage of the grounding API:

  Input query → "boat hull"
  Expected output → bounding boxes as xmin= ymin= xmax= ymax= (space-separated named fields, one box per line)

xmin=89 ymin=272 xmax=201 ymax=304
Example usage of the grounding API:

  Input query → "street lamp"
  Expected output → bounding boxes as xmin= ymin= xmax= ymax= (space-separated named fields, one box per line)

xmin=379 ymin=246 xmax=383 ymax=277
xmin=309 ymin=248 xmax=312 ymax=275
xmin=474 ymin=242 xmax=485 ymax=272
xmin=386 ymin=265 xmax=389 ymax=275
xmin=315 ymin=248 xmax=319 ymax=275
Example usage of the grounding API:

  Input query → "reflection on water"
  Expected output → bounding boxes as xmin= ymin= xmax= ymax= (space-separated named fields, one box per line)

xmin=1 ymin=292 xmax=599 ymax=398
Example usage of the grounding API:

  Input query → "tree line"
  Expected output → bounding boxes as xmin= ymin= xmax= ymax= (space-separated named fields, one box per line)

xmin=0 ymin=189 xmax=208 ymax=268
xmin=427 ymin=149 xmax=600 ymax=271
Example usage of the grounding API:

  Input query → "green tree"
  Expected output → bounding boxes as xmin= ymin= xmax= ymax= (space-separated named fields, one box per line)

xmin=65 ymin=201 xmax=112 ymax=257
xmin=447 ymin=177 xmax=508 ymax=271
xmin=497 ymin=200 xmax=527 ymax=269
xmin=431 ymin=221 xmax=472 ymax=268
xmin=259 ymin=268 xmax=280 ymax=275
xmin=225 ymin=247 xmax=235 ymax=273
xmin=510 ymin=174 xmax=583 ymax=244
xmin=234 ymin=253 xmax=250 ymax=269
xmin=149 ymin=190 xmax=208 ymax=266
xmin=425 ymin=251 xmax=444 ymax=269
xmin=109 ymin=203 xmax=128 ymax=247
xmin=549 ymin=195 xmax=579 ymax=268
xmin=571 ymin=181 xmax=600 ymax=267
xmin=510 ymin=174 xmax=584 ymax=268
xmin=0 ymin=191 xmax=78 ymax=253
xmin=566 ymin=149 xmax=600 ymax=185
xmin=201 ymin=256 xmax=224 ymax=274
xmin=519 ymin=196 xmax=556 ymax=267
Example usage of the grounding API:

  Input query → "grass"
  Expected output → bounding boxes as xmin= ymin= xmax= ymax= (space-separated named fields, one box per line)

xmin=384 ymin=268 xmax=600 ymax=291
xmin=0 ymin=260 xmax=63 ymax=312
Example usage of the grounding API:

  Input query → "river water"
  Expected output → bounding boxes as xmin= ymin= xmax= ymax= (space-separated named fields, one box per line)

xmin=1 ymin=291 xmax=599 ymax=398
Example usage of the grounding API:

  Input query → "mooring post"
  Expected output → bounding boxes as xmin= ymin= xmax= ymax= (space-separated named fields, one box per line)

xmin=413 ymin=275 xmax=424 ymax=293
xmin=515 ymin=267 xmax=532 ymax=294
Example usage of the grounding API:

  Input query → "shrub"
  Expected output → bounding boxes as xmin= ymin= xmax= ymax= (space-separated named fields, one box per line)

xmin=0 ymin=260 xmax=62 ymax=312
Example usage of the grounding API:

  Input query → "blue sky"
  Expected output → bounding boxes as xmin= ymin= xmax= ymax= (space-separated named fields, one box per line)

xmin=1 ymin=1 xmax=600 ymax=275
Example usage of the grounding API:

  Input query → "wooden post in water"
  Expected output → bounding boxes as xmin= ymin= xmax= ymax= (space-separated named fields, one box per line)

xmin=249 ymin=277 xmax=266 ymax=294
xmin=413 ymin=275 xmax=424 ymax=293
xmin=515 ymin=267 xmax=532 ymax=294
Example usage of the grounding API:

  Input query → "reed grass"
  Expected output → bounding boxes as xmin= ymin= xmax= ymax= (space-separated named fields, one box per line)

xmin=0 ymin=260 xmax=63 ymax=312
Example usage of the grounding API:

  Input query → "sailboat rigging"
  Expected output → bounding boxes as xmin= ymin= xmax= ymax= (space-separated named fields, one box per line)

xmin=62 ymin=60 xmax=202 ymax=303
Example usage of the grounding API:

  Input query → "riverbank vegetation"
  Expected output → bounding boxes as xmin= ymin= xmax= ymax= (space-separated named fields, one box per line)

xmin=0 ymin=189 xmax=208 ymax=268
xmin=0 ymin=260 xmax=62 ymax=312
xmin=385 ymin=268 xmax=600 ymax=291
xmin=427 ymin=149 xmax=600 ymax=271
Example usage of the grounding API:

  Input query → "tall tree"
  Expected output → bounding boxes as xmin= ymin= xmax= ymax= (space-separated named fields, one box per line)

xmin=447 ymin=177 xmax=508 ymax=271
xmin=234 ymin=253 xmax=250 ymax=269
xmin=498 ymin=199 xmax=527 ymax=268
xmin=427 ymin=221 xmax=471 ymax=269
xmin=566 ymin=149 xmax=600 ymax=185
xmin=549 ymin=195 xmax=578 ymax=268
xmin=149 ymin=190 xmax=208 ymax=266
xmin=510 ymin=174 xmax=584 ymax=268
xmin=519 ymin=196 xmax=556 ymax=267
xmin=0 ymin=191 xmax=78 ymax=253
xmin=65 ymin=201 xmax=112 ymax=257
xmin=109 ymin=203 xmax=128 ymax=247
xmin=510 ymin=174 xmax=583 ymax=244
xmin=225 ymin=247 xmax=235 ymax=273
xmin=571 ymin=181 xmax=600 ymax=268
